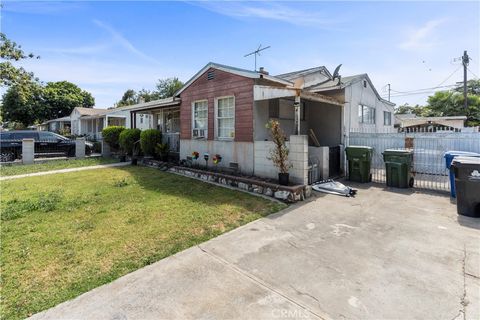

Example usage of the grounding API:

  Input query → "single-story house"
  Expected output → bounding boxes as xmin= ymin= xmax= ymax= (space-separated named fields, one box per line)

xmin=69 ymin=106 xmax=152 ymax=140
xmin=395 ymin=114 xmax=468 ymax=132
xmin=37 ymin=116 xmax=71 ymax=133
xmin=130 ymin=62 xmax=396 ymax=184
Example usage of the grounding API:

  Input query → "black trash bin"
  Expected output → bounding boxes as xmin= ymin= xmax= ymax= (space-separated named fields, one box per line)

xmin=451 ymin=156 xmax=480 ymax=218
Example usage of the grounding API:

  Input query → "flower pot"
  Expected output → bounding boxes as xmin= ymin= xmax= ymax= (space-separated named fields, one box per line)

xmin=278 ymin=173 xmax=289 ymax=186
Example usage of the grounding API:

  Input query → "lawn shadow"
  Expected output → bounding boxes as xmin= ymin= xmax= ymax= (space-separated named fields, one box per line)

xmin=115 ymin=165 xmax=286 ymax=214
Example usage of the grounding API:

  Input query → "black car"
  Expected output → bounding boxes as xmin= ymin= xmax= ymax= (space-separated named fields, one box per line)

xmin=0 ymin=131 xmax=93 ymax=162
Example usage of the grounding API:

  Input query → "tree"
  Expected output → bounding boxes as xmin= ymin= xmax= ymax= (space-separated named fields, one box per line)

xmin=116 ymin=89 xmax=138 ymax=107
xmin=1 ymin=82 xmax=43 ymax=126
xmin=427 ymin=90 xmax=480 ymax=126
xmin=0 ymin=32 xmax=39 ymax=87
xmin=454 ymin=79 xmax=480 ymax=95
xmin=155 ymin=77 xmax=183 ymax=99
xmin=40 ymin=81 xmax=94 ymax=119
xmin=394 ymin=103 xmax=431 ymax=117
xmin=114 ymin=78 xmax=184 ymax=108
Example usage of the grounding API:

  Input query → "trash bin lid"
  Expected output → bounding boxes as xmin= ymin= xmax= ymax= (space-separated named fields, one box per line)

xmin=345 ymin=146 xmax=373 ymax=150
xmin=444 ymin=151 xmax=480 ymax=158
xmin=383 ymin=149 xmax=413 ymax=155
xmin=452 ymin=156 xmax=480 ymax=165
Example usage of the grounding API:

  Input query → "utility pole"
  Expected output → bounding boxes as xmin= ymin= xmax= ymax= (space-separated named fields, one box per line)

xmin=462 ymin=50 xmax=470 ymax=110
xmin=388 ymin=84 xmax=391 ymax=102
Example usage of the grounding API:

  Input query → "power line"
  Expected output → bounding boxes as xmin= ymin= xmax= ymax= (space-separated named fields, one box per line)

xmin=467 ymin=67 xmax=479 ymax=79
xmin=381 ymin=83 xmax=458 ymax=98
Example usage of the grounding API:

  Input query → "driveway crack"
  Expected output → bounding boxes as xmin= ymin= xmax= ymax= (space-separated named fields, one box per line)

xmin=288 ymin=285 xmax=320 ymax=303
xmin=197 ymin=245 xmax=331 ymax=320
xmin=460 ymin=245 xmax=468 ymax=320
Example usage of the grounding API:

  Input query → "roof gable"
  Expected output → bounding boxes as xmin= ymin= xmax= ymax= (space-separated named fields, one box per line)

xmin=175 ymin=62 xmax=292 ymax=96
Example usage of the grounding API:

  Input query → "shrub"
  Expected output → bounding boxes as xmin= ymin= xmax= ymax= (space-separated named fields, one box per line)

xmin=155 ymin=143 xmax=169 ymax=160
xmin=119 ymin=128 xmax=141 ymax=156
xmin=266 ymin=120 xmax=291 ymax=173
xmin=140 ymin=129 xmax=162 ymax=156
xmin=102 ymin=126 xmax=125 ymax=151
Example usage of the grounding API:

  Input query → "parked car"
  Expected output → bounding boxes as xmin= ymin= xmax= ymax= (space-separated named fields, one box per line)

xmin=0 ymin=131 xmax=93 ymax=162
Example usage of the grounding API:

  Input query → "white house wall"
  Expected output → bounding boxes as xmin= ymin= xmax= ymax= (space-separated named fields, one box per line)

xmin=180 ymin=139 xmax=254 ymax=175
xmin=345 ymin=80 xmax=395 ymax=133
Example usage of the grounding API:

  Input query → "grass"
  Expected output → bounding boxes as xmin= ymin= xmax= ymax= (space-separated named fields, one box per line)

xmin=0 ymin=166 xmax=286 ymax=319
xmin=0 ymin=157 xmax=119 ymax=177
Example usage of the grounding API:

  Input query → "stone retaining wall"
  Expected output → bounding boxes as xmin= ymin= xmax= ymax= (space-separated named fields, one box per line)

xmin=142 ymin=159 xmax=311 ymax=203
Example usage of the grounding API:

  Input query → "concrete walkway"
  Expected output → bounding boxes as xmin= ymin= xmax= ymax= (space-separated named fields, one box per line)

xmin=0 ymin=162 xmax=130 ymax=181
xmin=30 ymin=184 xmax=480 ymax=320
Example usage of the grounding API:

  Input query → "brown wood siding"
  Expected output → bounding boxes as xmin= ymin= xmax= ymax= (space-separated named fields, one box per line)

xmin=180 ymin=68 xmax=254 ymax=142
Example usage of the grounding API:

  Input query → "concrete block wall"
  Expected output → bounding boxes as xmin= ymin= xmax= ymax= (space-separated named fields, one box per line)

xmin=253 ymin=141 xmax=279 ymax=179
xmin=22 ymin=139 xmax=34 ymax=164
xmin=254 ymin=135 xmax=309 ymax=185
xmin=288 ymin=135 xmax=308 ymax=185
xmin=179 ymin=139 xmax=254 ymax=175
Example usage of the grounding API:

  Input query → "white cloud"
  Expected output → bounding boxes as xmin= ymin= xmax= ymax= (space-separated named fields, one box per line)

xmin=192 ymin=2 xmax=341 ymax=28
xmin=92 ymin=19 xmax=162 ymax=65
xmin=399 ymin=19 xmax=447 ymax=51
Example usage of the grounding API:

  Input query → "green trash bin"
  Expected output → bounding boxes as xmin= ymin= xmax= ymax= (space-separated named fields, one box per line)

xmin=382 ymin=149 xmax=414 ymax=188
xmin=345 ymin=146 xmax=373 ymax=183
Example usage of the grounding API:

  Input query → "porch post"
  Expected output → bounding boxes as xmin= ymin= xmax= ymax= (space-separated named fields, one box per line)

xmin=294 ymin=95 xmax=301 ymax=135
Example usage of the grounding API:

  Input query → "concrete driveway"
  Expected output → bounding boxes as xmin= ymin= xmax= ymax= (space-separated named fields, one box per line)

xmin=31 ymin=184 xmax=480 ymax=320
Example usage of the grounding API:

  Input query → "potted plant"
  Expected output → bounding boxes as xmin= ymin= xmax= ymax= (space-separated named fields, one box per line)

xmin=266 ymin=120 xmax=291 ymax=185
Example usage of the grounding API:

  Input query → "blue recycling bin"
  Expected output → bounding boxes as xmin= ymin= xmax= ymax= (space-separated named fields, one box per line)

xmin=444 ymin=151 xmax=480 ymax=197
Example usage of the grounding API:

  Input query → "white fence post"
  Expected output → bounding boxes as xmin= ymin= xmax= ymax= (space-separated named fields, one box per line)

xmin=22 ymin=138 xmax=34 ymax=165
xmin=102 ymin=140 xmax=111 ymax=157
xmin=75 ymin=137 xmax=86 ymax=159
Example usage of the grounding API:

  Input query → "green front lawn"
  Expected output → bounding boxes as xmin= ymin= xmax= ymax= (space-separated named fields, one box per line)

xmin=0 ymin=157 xmax=119 ymax=177
xmin=0 ymin=166 xmax=285 ymax=319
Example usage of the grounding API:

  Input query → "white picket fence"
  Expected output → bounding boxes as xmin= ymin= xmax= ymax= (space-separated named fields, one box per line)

xmin=347 ymin=131 xmax=480 ymax=191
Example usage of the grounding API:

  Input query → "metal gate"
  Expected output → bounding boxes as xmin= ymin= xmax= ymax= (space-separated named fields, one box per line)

xmin=347 ymin=131 xmax=480 ymax=192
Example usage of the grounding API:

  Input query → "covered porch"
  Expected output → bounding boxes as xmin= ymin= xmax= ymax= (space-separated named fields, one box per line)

xmin=79 ymin=115 xmax=127 ymax=140
xmin=131 ymin=100 xmax=181 ymax=154
xmin=253 ymin=85 xmax=344 ymax=185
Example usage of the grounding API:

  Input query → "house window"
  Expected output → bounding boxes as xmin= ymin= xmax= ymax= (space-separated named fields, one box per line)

xmin=192 ymin=100 xmax=208 ymax=138
xmin=216 ymin=96 xmax=235 ymax=139
xmin=384 ymin=111 xmax=392 ymax=126
xmin=358 ymin=105 xmax=375 ymax=124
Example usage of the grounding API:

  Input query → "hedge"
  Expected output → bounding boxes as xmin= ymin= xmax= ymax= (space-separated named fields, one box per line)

xmin=119 ymin=128 xmax=141 ymax=156
xmin=102 ymin=126 xmax=125 ymax=151
xmin=140 ymin=129 xmax=162 ymax=156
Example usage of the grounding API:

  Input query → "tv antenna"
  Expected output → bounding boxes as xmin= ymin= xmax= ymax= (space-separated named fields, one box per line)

xmin=244 ymin=44 xmax=270 ymax=71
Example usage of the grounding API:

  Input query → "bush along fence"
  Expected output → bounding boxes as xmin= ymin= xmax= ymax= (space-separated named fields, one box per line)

xmin=347 ymin=131 xmax=480 ymax=191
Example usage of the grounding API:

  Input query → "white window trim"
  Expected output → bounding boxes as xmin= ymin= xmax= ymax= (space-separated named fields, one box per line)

xmin=214 ymin=95 xmax=235 ymax=141
xmin=358 ymin=104 xmax=376 ymax=125
xmin=383 ymin=111 xmax=392 ymax=126
xmin=192 ymin=99 xmax=208 ymax=139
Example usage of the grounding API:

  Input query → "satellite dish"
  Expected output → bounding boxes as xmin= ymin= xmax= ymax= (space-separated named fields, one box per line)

xmin=332 ymin=64 xmax=342 ymax=80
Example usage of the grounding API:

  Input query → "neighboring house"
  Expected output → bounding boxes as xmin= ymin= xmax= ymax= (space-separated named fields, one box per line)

xmin=395 ymin=114 xmax=468 ymax=132
xmin=37 ymin=116 xmax=71 ymax=133
xmin=70 ymin=107 xmax=105 ymax=138
xmin=70 ymin=106 xmax=152 ymax=140
xmin=309 ymin=73 xmax=396 ymax=134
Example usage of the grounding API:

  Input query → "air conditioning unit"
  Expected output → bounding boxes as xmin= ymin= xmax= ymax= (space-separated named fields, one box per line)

xmin=193 ymin=129 xmax=205 ymax=138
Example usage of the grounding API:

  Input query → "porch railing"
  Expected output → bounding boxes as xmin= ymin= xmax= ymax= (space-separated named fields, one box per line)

xmin=163 ymin=132 xmax=180 ymax=153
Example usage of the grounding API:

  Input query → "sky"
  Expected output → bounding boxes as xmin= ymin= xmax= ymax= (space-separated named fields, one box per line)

xmin=2 ymin=1 xmax=479 ymax=109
